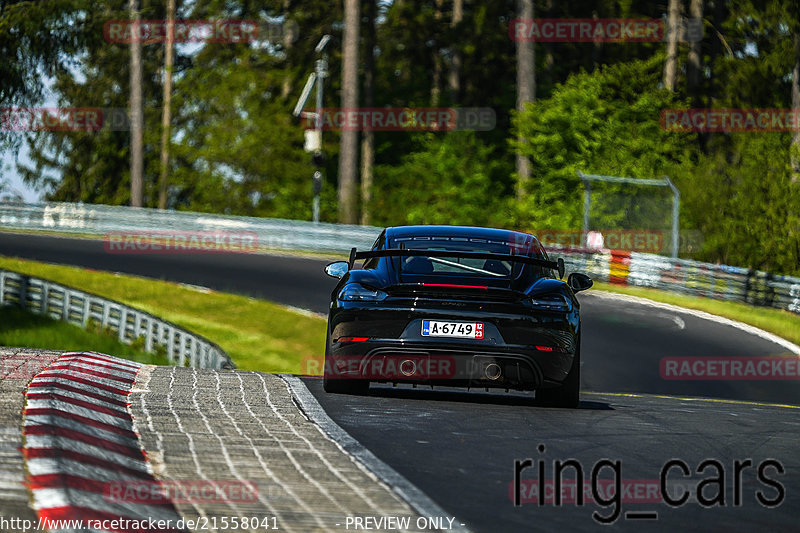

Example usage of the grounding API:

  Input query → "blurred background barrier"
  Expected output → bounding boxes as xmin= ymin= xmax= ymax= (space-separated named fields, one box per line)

xmin=559 ymin=248 xmax=800 ymax=315
xmin=1 ymin=201 xmax=798 ymax=315
xmin=0 ymin=201 xmax=379 ymax=253
xmin=0 ymin=268 xmax=234 ymax=369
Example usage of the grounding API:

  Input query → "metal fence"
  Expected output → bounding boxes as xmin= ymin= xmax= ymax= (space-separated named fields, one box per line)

xmin=1 ymin=201 xmax=798 ymax=315
xmin=559 ymin=248 xmax=800 ymax=315
xmin=0 ymin=201 xmax=379 ymax=253
xmin=0 ymin=269 xmax=234 ymax=369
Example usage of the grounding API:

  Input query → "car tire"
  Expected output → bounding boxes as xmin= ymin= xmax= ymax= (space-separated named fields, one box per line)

xmin=322 ymin=335 xmax=370 ymax=395
xmin=536 ymin=337 xmax=580 ymax=408
xmin=323 ymin=376 xmax=370 ymax=395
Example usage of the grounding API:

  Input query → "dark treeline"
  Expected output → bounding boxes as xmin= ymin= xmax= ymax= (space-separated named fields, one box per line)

xmin=1 ymin=0 xmax=799 ymax=274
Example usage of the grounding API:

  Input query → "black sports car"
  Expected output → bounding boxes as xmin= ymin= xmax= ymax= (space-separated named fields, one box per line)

xmin=322 ymin=225 xmax=593 ymax=407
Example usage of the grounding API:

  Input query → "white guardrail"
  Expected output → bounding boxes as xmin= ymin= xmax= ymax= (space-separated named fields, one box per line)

xmin=0 ymin=201 xmax=798 ymax=315
xmin=0 ymin=269 xmax=234 ymax=369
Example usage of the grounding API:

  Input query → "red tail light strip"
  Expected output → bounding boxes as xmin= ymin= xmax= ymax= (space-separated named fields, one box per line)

xmin=421 ymin=283 xmax=489 ymax=290
xmin=535 ymin=345 xmax=568 ymax=353
xmin=335 ymin=336 xmax=370 ymax=343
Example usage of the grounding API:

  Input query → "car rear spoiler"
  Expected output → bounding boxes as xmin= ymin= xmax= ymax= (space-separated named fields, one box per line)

xmin=350 ymin=248 xmax=566 ymax=279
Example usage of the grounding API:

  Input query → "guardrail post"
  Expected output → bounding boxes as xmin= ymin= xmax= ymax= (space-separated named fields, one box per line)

xmin=144 ymin=316 xmax=153 ymax=352
xmin=178 ymin=334 xmax=187 ymax=367
xmin=82 ymin=296 xmax=90 ymax=326
xmin=119 ymin=308 xmax=128 ymax=343
xmin=167 ymin=326 xmax=175 ymax=363
xmin=63 ymin=290 xmax=70 ymax=321
xmin=189 ymin=338 xmax=198 ymax=368
xmin=19 ymin=275 xmax=28 ymax=310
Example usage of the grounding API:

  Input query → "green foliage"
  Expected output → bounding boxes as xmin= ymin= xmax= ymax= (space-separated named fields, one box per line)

xmin=0 ymin=306 xmax=169 ymax=365
xmin=511 ymin=57 xmax=698 ymax=231
xmin=675 ymin=133 xmax=800 ymax=274
xmin=371 ymin=131 xmax=512 ymax=227
xmin=4 ymin=0 xmax=800 ymax=276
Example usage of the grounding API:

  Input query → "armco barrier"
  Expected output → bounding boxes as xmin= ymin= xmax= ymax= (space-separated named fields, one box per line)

xmin=0 ymin=269 xmax=234 ymax=369
xmin=0 ymin=201 xmax=379 ymax=253
xmin=0 ymin=201 xmax=798 ymax=315
xmin=558 ymin=248 xmax=800 ymax=315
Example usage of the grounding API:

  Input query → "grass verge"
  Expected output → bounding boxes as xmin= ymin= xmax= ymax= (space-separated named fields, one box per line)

xmin=592 ymin=281 xmax=800 ymax=347
xmin=0 ymin=256 xmax=325 ymax=373
xmin=0 ymin=306 xmax=169 ymax=365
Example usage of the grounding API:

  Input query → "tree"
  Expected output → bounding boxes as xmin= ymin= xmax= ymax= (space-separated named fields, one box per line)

xmin=687 ymin=0 xmax=704 ymax=100
xmin=371 ymin=131 xmax=507 ymax=227
xmin=158 ymin=0 xmax=176 ymax=209
xmin=128 ymin=0 xmax=143 ymax=207
xmin=338 ymin=0 xmax=360 ymax=223
xmin=360 ymin=0 xmax=377 ymax=225
xmin=792 ymin=31 xmax=800 ymax=183
xmin=448 ymin=0 xmax=464 ymax=100
xmin=663 ymin=0 xmax=682 ymax=92
xmin=0 ymin=0 xmax=90 ymax=149
xmin=511 ymin=57 xmax=696 ymax=231
xmin=515 ymin=0 xmax=534 ymax=199
xmin=19 ymin=0 xmax=166 ymax=205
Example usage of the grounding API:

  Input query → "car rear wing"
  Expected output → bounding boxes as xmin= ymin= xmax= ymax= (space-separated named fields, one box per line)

xmin=350 ymin=248 xmax=566 ymax=279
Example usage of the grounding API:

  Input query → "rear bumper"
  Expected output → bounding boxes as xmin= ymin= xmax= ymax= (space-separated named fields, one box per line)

xmin=326 ymin=302 xmax=579 ymax=390
xmin=326 ymin=343 xmax=572 ymax=390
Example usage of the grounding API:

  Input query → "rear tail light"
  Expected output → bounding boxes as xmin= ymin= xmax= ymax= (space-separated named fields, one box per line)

xmin=527 ymin=294 xmax=570 ymax=311
xmin=421 ymin=283 xmax=489 ymax=290
xmin=535 ymin=345 xmax=568 ymax=353
xmin=338 ymin=284 xmax=388 ymax=302
xmin=335 ymin=336 xmax=370 ymax=344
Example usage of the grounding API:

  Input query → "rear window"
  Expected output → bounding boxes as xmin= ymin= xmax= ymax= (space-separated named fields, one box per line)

xmin=387 ymin=235 xmax=550 ymax=280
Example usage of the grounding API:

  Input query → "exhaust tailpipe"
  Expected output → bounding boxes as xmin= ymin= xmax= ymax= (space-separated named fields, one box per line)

xmin=400 ymin=359 xmax=417 ymax=377
xmin=484 ymin=362 xmax=502 ymax=381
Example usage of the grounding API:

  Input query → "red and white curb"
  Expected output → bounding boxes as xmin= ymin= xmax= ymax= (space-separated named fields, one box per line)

xmin=23 ymin=352 xmax=183 ymax=532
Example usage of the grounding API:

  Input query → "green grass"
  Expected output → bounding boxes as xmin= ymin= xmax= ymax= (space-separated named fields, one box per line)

xmin=0 ymin=256 xmax=326 ymax=373
xmin=0 ymin=306 xmax=169 ymax=365
xmin=593 ymin=281 xmax=800 ymax=347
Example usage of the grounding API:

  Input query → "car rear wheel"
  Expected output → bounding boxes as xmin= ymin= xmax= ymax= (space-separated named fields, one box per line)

xmin=323 ymin=375 xmax=370 ymax=394
xmin=536 ymin=338 xmax=580 ymax=408
xmin=322 ymin=336 xmax=370 ymax=395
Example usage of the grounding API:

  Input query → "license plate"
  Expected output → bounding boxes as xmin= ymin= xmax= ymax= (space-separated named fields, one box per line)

xmin=421 ymin=320 xmax=484 ymax=339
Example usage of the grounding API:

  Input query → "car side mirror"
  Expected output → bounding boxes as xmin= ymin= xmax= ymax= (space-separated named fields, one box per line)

xmin=567 ymin=272 xmax=593 ymax=293
xmin=325 ymin=261 xmax=350 ymax=279
xmin=557 ymin=257 xmax=565 ymax=279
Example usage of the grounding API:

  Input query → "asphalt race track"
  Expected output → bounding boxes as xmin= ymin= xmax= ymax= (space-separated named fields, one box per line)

xmin=2 ymin=231 xmax=799 ymax=532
